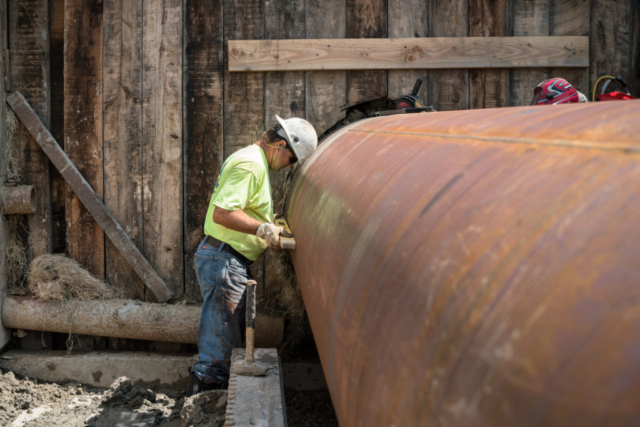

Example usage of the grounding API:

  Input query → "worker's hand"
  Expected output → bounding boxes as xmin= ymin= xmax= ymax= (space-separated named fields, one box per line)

xmin=256 ymin=222 xmax=284 ymax=249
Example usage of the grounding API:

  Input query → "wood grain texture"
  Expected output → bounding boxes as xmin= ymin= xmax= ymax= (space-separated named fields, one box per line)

xmin=223 ymin=0 xmax=265 ymax=155
xmin=9 ymin=0 xmax=51 ymax=259
xmin=469 ymin=0 xmax=509 ymax=109
xmin=590 ymin=0 xmax=637 ymax=97
xmin=264 ymin=0 xmax=305 ymax=303
xmin=184 ymin=0 xmax=224 ymax=301
xmin=103 ymin=0 xmax=145 ymax=299
xmin=387 ymin=0 xmax=428 ymax=102
xmin=50 ymin=0 xmax=65 ymax=254
xmin=430 ymin=0 xmax=469 ymax=111
xmin=346 ymin=0 xmax=387 ymax=105
xmin=64 ymin=0 xmax=103 ymax=277
xmin=510 ymin=0 xmax=551 ymax=106
xmin=142 ymin=0 xmax=184 ymax=300
xmin=306 ymin=0 xmax=346 ymax=135
xmin=551 ymin=0 xmax=590 ymax=96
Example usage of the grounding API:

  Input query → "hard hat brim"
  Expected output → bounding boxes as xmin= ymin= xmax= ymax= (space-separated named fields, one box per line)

xmin=275 ymin=114 xmax=303 ymax=162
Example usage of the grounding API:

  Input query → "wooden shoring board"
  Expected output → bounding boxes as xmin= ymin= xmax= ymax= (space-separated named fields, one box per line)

xmin=7 ymin=92 xmax=174 ymax=303
xmin=469 ymin=0 xmax=509 ymax=109
xmin=142 ymin=0 xmax=184 ymax=301
xmin=510 ymin=0 xmax=551 ymax=106
xmin=551 ymin=0 xmax=590 ymax=96
xmin=305 ymin=0 xmax=347 ymax=136
xmin=346 ymin=0 xmax=387 ymax=106
xmin=387 ymin=0 xmax=429 ymax=103
xmin=103 ymin=0 xmax=145 ymax=301
xmin=229 ymin=36 xmax=589 ymax=72
xmin=263 ymin=0 xmax=305 ymax=302
xmin=184 ymin=0 xmax=224 ymax=302
xmin=9 ymin=0 xmax=51 ymax=260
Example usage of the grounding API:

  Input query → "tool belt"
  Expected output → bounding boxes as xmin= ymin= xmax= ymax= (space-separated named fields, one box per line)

xmin=205 ymin=235 xmax=253 ymax=266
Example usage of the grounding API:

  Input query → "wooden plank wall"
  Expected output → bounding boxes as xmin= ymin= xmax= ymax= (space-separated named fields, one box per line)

xmin=4 ymin=0 xmax=640 ymax=333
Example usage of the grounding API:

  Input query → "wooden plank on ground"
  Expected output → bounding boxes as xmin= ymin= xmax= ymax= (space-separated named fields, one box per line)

xmin=387 ymin=0 xmax=429 ymax=102
xmin=346 ymin=0 xmax=387 ymax=105
xmin=469 ymin=0 xmax=509 ymax=109
xmin=184 ymin=0 xmax=224 ymax=302
xmin=229 ymin=37 xmax=589 ymax=72
xmin=9 ymin=0 xmax=51 ymax=260
xmin=551 ymin=0 xmax=590 ymax=97
xmin=0 ymin=0 xmax=13 ymax=350
xmin=7 ymin=92 xmax=174 ymax=303
xmin=305 ymin=0 xmax=347 ymax=136
xmin=264 ymin=0 xmax=305 ymax=303
xmin=430 ymin=0 xmax=469 ymax=111
xmin=142 ymin=0 xmax=184 ymax=301
xmin=510 ymin=0 xmax=551 ymax=106
xmin=103 ymin=0 xmax=145 ymax=300
xmin=64 ymin=0 xmax=104 ymax=277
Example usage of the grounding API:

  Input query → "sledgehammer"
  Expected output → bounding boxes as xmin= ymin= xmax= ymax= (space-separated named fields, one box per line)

xmin=234 ymin=280 xmax=268 ymax=376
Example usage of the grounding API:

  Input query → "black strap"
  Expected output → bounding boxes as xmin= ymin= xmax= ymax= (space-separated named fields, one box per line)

xmin=204 ymin=236 xmax=253 ymax=265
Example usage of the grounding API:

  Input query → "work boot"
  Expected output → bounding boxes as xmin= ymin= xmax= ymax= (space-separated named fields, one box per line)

xmin=186 ymin=369 xmax=227 ymax=397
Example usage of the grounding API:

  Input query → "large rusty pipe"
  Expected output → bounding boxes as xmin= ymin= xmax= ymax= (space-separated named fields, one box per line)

xmin=288 ymin=101 xmax=640 ymax=427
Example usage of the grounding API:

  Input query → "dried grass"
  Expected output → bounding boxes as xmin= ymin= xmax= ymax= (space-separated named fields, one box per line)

xmin=5 ymin=108 xmax=20 ymax=181
xmin=4 ymin=215 xmax=29 ymax=292
xmin=27 ymin=254 xmax=121 ymax=301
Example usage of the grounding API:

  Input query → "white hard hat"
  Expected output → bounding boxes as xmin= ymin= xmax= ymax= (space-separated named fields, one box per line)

xmin=274 ymin=115 xmax=318 ymax=163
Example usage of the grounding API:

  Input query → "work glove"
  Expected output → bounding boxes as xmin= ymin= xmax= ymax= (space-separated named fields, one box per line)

xmin=256 ymin=222 xmax=284 ymax=249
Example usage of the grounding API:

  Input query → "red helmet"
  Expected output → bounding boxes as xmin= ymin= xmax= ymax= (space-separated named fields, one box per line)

xmin=531 ymin=78 xmax=579 ymax=105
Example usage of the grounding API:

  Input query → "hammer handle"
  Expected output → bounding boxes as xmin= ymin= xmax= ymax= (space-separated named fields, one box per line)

xmin=245 ymin=280 xmax=257 ymax=363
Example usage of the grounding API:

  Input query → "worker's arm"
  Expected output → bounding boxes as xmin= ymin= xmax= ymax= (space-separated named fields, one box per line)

xmin=213 ymin=206 xmax=261 ymax=235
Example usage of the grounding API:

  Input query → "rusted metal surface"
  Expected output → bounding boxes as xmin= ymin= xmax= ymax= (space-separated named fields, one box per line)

xmin=0 ymin=185 xmax=36 ymax=214
xmin=287 ymin=101 xmax=640 ymax=427
xmin=6 ymin=92 xmax=174 ymax=302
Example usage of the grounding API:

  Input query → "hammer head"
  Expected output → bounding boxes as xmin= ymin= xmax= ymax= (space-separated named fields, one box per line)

xmin=234 ymin=361 xmax=268 ymax=377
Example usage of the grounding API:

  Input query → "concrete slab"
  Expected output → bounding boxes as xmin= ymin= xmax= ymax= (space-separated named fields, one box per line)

xmin=0 ymin=350 xmax=195 ymax=390
xmin=226 ymin=348 xmax=285 ymax=427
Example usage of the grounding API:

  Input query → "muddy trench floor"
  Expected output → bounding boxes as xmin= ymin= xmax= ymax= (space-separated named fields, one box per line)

xmin=0 ymin=368 xmax=338 ymax=427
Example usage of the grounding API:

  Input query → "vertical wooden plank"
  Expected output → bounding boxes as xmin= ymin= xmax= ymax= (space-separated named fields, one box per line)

xmin=551 ymin=0 xmax=590 ymax=96
xmin=430 ymin=0 xmax=469 ymax=111
xmin=263 ymin=0 xmax=305 ymax=301
xmin=50 ymin=0 xmax=65 ymax=254
xmin=510 ymin=0 xmax=550 ymax=106
xmin=387 ymin=0 xmax=428 ymax=102
xmin=346 ymin=0 xmax=387 ymax=106
xmin=224 ymin=0 xmax=265 ymax=287
xmin=469 ymin=0 xmax=508 ymax=109
xmin=0 ymin=0 xmax=14 ymax=349
xmin=590 ymin=0 xmax=637 ymax=98
xmin=306 ymin=0 xmax=346 ymax=135
xmin=142 ymin=0 xmax=184 ymax=300
xmin=184 ymin=0 xmax=224 ymax=301
xmin=9 ymin=0 xmax=51 ymax=259
xmin=103 ymin=0 xmax=144 ymax=299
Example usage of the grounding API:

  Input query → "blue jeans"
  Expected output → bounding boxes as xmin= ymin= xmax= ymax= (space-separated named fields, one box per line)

xmin=193 ymin=237 xmax=252 ymax=384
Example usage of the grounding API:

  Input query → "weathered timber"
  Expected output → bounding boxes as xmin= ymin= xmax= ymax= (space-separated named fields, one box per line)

xmin=387 ymin=0 xmax=429 ymax=102
xmin=0 ymin=185 xmax=36 ymax=214
xmin=229 ymin=37 xmax=589 ymax=72
xmin=142 ymin=0 xmax=184 ymax=301
xmin=430 ymin=1 xmax=469 ymax=111
xmin=9 ymin=0 xmax=51 ymax=259
xmin=264 ymin=0 xmax=306 ymax=302
xmin=7 ymin=92 xmax=174 ymax=303
xmin=305 ymin=0 xmax=347 ymax=135
xmin=346 ymin=0 xmax=387 ymax=106
xmin=551 ymin=0 xmax=590 ymax=95
xmin=103 ymin=0 xmax=145 ymax=300
xmin=64 ymin=0 xmax=104 ymax=277
xmin=469 ymin=0 xmax=509 ymax=108
xmin=0 ymin=1 xmax=12 ymax=350
xmin=510 ymin=0 xmax=551 ymax=106
xmin=184 ymin=0 xmax=224 ymax=301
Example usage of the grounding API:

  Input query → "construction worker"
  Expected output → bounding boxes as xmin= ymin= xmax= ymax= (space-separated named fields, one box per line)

xmin=187 ymin=115 xmax=318 ymax=396
xmin=531 ymin=78 xmax=588 ymax=105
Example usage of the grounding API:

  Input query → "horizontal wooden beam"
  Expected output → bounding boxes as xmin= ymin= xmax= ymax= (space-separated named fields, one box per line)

xmin=6 ymin=92 xmax=174 ymax=303
xmin=229 ymin=36 xmax=588 ymax=72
